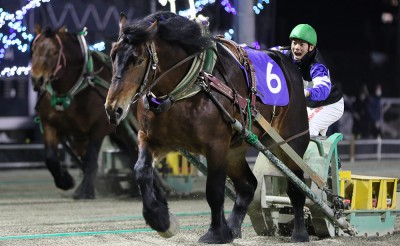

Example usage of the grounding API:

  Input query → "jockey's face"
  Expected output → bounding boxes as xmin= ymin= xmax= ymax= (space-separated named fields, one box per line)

xmin=291 ymin=39 xmax=314 ymax=62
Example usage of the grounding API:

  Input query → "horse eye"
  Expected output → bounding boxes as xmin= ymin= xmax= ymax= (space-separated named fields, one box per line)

xmin=136 ymin=58 xmax=144 ymax=65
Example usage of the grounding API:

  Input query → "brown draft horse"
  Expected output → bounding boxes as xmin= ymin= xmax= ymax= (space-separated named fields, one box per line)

xmin=105 ymin=12 xmax=310 ymax=243
xmin=30 ymin=26 xmax=138 ymax=199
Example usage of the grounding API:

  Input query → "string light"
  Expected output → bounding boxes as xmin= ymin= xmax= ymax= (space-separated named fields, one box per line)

xmin=0 ymin=0 xmax=51 ymax=65
xmin=224 ymin=28 xmax=234 ymax=40
xmin=0 ymin=65 xmax=31 ymax=77
xmin=0 ymin=0 xmax=104 ymax=78
xmin=221 ymin=0 xmax=236 ymax=15
xmin=89 ymin=41 xmax=105 ymax=52
xmin=0 ymin=1 xmax=271 ymax=77
xmin=253 ymin=0 xmax=269 ymax=14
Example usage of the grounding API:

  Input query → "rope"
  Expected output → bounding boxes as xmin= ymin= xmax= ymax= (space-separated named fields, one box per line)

xmin=245 ymin=132 xmax=258 ymax=144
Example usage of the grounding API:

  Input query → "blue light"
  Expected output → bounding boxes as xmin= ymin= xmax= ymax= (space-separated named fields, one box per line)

xmin=0 ymin=0 xmax=52 ymax=66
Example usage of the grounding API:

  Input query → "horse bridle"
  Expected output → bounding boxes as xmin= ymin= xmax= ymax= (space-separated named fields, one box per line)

xmin=32 ymin=33 xmax=67 ymax=83
xmin=33 ymin=30 xmax=102 ymax=111
xmin=128 ymin=40 xmax=199 ymax=105
xmin=129 ymin=41 xmax=158 ymax=104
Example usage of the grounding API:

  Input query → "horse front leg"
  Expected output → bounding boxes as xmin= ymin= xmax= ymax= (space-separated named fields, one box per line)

xmin=43 ymin=125 xmax=75 ymax=190
xmin=134 ymin=131 xmax=178 ymax=238
xmin=73 ymin=141 xmax=101 ymax=199
xmin=286 ymin=170 xmax=309 ymax=242
xmin=198 ymin=152 xmax=233 ymax=244
xmin=225 ymin=150 xmax=257 ymax=239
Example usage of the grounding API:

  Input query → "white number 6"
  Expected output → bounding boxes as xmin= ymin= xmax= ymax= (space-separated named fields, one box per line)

xmin=266 ymin=62 xmax=281 ymax=94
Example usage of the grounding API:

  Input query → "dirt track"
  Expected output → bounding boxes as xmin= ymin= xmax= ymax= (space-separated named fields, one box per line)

xmin=0 ymin=168 xmax=399 ymax=246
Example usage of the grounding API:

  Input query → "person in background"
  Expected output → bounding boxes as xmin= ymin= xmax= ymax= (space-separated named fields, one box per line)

xmin=352 ymin=84 xmax=370 ymax=139
xmin=366 ymin=83 xmax=382 ymax=138
xmin=271 ymin=24 xmax=344 ymax=137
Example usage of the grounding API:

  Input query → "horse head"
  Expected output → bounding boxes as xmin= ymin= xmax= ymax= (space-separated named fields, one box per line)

xmin=105 ymin=12 xmax=212 ymax=125
xmin=30 ymin=25 xmax=67 ymax=91
xmin=105 ymin=13 xmax=155 ymax=125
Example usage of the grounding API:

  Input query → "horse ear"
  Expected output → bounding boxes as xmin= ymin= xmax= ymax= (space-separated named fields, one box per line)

xmin=119 ymin=12 xmax=127 ymax=35
xmin=34 ymin=24 xmax=41 ymax=34
xmin=147 ymin=20 xmax=158 ymax=33
xmin=58 ymin=25 xmax=68 ymax=33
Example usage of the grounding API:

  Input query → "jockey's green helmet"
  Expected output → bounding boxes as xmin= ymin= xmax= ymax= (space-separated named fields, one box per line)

xmin=289 ymin=24 xmax=317 ymax=46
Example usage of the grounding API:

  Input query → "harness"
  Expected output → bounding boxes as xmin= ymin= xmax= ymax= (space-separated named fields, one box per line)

xmin=125 ymin=17 xmax=309 ymax=152
xmin=35 ymin=29 xmax=110 ymax=111
xmin=140 ymin=43 xmax=217 ymax=114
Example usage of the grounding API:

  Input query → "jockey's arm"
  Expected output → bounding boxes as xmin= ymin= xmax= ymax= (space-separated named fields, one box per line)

xmin=305 ymin=63 xmax=331 ymax=101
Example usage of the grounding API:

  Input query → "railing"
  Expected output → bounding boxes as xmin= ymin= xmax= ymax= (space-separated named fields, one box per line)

xmin=338 ymin=137 xmax=400 ymax=162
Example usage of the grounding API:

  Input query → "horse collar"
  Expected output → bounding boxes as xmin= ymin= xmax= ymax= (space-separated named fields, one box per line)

xmin=142 ymin=47 xmax=217 ymax=114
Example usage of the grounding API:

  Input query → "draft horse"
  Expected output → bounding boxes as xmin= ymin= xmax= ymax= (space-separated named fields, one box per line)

xmin=30 ymin=26 xmax=138 ymax=199
xmin=105 ymin=12 xmax=310 ymax=243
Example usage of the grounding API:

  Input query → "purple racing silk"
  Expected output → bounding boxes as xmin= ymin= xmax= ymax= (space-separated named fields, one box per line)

xmin=244 ymin=46 xmax=289 ymax=106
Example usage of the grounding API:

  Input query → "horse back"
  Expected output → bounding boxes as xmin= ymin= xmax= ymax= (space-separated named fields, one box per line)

xmin=212 ymin=43 xmax=309 ymax=157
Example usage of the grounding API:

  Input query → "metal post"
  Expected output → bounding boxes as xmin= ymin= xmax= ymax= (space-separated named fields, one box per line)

xmin=150 ymin=0 xmax=157 ymax=13
xmin=234 ymin=0 xmax=255 ymax=45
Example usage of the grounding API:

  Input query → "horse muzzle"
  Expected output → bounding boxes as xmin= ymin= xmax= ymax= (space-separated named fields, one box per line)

xmin=31 ymin=76 xmax=44 ymax=91
xmin=104 ymin=104 xmax=125 ymax=126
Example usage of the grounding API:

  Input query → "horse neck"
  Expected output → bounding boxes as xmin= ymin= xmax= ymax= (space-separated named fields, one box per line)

xmin=150 ymin=39 xmax=192 ymax=96
xmin=91 ymin=52 xmax=112 ymax=83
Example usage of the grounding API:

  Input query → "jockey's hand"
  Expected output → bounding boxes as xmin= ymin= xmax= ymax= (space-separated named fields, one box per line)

xmin=304 ymin=89 xmax=310 ymax=97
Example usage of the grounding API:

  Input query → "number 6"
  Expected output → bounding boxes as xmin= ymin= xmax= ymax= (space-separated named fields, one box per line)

xmin=266 ymin=62 xmax=281 ymax=94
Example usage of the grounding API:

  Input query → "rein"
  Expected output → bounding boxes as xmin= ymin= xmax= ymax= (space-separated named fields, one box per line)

xmin=32 ymin=33 xmax=67 ymax=82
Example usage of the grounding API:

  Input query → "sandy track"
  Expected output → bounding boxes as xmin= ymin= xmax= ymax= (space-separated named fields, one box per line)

xmin=0 ymin=169 xmax=399 ymax=245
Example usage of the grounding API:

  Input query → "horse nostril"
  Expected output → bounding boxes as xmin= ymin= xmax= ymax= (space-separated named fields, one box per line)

xmin=31 ymin=76 xmax=44 ymax=91
xmin=115 ymin=107 xmax=123 ymax=118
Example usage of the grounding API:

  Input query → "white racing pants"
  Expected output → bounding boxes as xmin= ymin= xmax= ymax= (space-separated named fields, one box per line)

xmin=307 ymin=98 xmax=344 ymax=136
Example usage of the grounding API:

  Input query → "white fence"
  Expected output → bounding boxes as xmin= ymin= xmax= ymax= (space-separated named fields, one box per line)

xmin=338 ymin=138 xmax=400 ymax=162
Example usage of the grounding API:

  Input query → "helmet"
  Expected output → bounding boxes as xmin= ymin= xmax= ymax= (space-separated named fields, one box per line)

xmin=289 ymin=24 xmax=317 ymax=46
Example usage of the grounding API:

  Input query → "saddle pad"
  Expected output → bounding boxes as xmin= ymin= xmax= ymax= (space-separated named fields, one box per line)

xmin=243 ymin=46 xmax=289 ymax=106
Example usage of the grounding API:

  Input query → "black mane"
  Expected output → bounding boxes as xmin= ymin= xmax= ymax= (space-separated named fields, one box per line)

xmin=123 ymin=11 xmax=213 ymax=54
xmin=44 ymin=27 xmax=56 ymax=37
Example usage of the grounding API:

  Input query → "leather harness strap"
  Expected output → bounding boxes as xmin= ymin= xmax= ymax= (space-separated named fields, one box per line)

xmin=202 ymin=72 xmax=248 ymax=110
xmin=214 ymin=36 xmax=257 ymax=109
xmin=202 ymin=39 xmax=316 ymax=181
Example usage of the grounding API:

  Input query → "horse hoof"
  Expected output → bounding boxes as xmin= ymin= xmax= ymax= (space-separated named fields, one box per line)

xmin=291 ymin=230 xmax=310 ymax=242
xmin=198 ymin=227 xmax=234 ymax=244
xmin=157 ymin=212 xmax=179 ymax=238
xmin=73 ymin=185 xmax=95 ymax=200
xmin=55 ymin=174 xmax=75 ymax=190
xmin=73 ymin=193 xmax=95 ymax=200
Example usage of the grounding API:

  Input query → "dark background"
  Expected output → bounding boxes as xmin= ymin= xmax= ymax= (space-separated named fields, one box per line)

xmin=1 ymin=0 xmax=399 ymax=112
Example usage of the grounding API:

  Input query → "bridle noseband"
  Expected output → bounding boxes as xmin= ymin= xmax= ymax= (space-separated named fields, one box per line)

xmin=130 ymin=41 xmax=159 ymax=104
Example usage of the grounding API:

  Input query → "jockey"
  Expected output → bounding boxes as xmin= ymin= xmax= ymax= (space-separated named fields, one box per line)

xmin=271 ymin=24 xmax=344 ymax=137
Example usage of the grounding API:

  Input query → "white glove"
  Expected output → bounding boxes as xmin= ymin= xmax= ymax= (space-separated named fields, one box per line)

xmin=304 ymin=89 xmax=310 ymax=97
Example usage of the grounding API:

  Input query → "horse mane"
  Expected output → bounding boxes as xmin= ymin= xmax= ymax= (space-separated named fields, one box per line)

xmin=123 ymin=11 xmax=213 ymax=54
xmin=44 ymin=27 xmax=56 ymax=37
